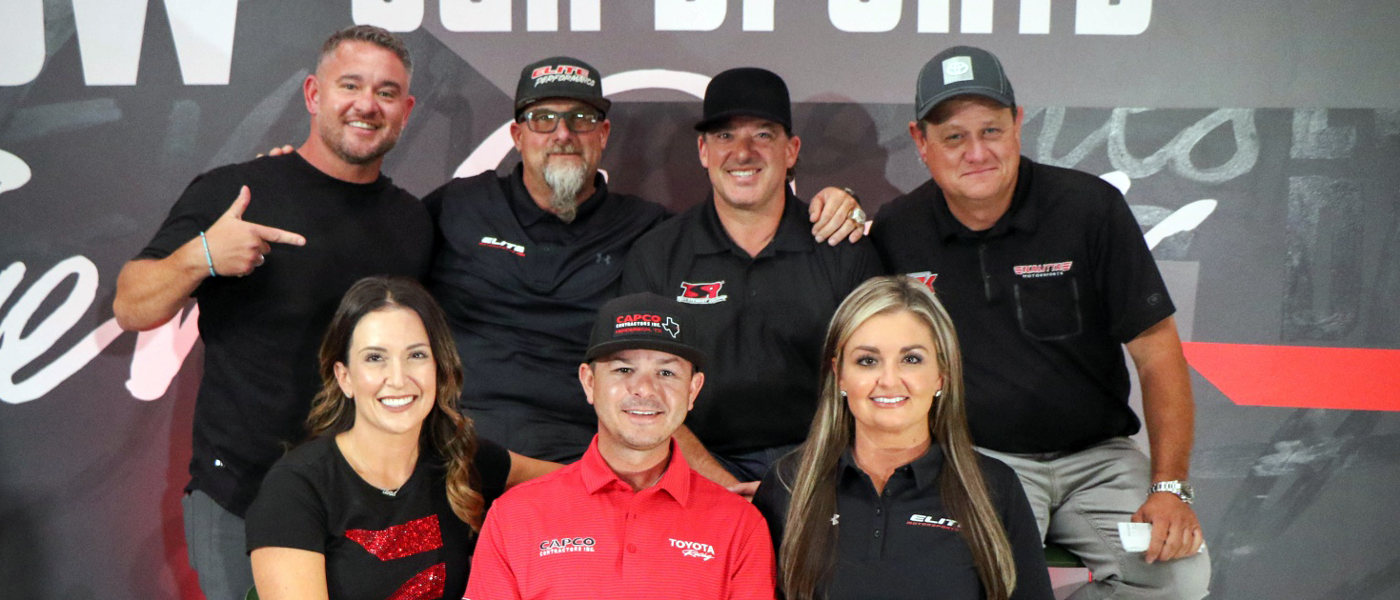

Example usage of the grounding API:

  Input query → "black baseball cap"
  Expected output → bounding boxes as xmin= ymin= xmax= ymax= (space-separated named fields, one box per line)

xmin=514 ymin=56 xmax=612 ymax=118
xmin=585 ymin=293 xmax=707 ymax=370
xmin=694 ymin=67 xmax=792 ymax=133
xmin=915 ymin=46 xmax=1015 ymax=121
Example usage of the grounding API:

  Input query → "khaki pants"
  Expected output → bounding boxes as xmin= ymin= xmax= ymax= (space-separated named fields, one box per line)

xmin=978 ymin=438 xmax=1211 ymax=600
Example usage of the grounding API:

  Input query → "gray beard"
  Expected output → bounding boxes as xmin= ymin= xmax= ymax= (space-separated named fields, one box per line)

xmin=542 ymin=160 xmax=587 ymax=223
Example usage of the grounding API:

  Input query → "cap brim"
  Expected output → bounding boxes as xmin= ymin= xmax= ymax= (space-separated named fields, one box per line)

xmin=916 ymin=88 xmax=1014 ymax=121
xmin=515 ymin=95 xmax=613 ymax=117
xmin=694 ymin=109 xmax=790 ymax=133
xmin=584 ymin=340 xmax=707 ymax=371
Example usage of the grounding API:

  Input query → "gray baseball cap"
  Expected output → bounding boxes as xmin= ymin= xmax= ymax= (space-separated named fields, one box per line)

xmin=915 ymin=46 xmax=1015 ymax=121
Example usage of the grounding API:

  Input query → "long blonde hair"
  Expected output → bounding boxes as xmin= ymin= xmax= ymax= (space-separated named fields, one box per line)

xmin=305 ymin=276 xmax=486 ymax=531
xmin=778 ymin=275 xmax=1016 ymax=600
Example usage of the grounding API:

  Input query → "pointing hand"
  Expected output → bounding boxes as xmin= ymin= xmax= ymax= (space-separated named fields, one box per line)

xmin=202 ymin=186 xmax=306 ymax=277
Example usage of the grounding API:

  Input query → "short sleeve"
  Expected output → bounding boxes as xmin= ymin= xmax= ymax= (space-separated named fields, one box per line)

xmin=136 ymin=171 xmax=242 ymax=260
xmin=473 ymin=437 xmax=512 ymax=505
xmin=726 ymin=503 xmax=778 ymax=600
xmin=1093 ymin=191 xmax=1175 ymax=342
xmin=841 ymin=240 xmax=884 ymax=294
xmin=244 ymin=464 xmax=330 ymax=555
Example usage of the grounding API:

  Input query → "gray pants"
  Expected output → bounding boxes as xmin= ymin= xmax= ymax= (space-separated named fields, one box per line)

xmin=979 ymin=438 xmax=1211 ymax=600
xmin=182 ymin=490 xmax=255 ymax=600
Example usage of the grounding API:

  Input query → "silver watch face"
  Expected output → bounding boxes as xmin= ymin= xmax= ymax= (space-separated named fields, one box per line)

xmin=1153 ymin=480 xmax=1194 ymax=503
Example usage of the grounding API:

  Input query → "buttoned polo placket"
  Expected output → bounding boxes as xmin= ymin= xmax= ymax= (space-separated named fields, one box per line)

xmin=507 ymin=167 xmax=611 ymax=290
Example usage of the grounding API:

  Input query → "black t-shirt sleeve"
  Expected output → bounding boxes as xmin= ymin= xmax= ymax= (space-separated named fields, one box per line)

xmin=137 ymin=171 xmax=242 ymax=260
xmin=473 ymin=437 xmax=512 ymax=506
xmin=244 ymin=462 xmax=329 ymax=555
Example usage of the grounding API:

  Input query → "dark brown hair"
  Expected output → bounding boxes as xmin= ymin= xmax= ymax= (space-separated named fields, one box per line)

xmin=305 ymin=276 xmax=485 ymax=530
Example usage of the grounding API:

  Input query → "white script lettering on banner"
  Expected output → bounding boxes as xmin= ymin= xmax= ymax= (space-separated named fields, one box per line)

xmin=0 ymin=257 xmax=200 ymax=404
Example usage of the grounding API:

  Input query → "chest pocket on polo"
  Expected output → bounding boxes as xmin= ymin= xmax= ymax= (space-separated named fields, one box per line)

xmin=1012 ymin=275 xmax=1083 ymax=340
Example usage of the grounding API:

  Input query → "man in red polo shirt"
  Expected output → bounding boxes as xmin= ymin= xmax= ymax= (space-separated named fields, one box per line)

xmin=464 ymin=293 xmax=775 ymax=600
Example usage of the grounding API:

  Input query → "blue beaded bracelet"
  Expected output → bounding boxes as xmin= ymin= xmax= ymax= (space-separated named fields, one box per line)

xmin=199 ymin=231 xmax=217 ymax=277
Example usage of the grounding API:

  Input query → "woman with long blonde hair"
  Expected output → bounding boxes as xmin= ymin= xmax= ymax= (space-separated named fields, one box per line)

xmin=245 ymin=276 xmax=557 ymax=600
xmin=753 ymin=276 xmax=1053 ymax=600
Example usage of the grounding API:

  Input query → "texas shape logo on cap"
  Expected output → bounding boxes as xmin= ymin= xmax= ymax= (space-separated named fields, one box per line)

xmin=942 ymin=56 xmax=974 ymax=84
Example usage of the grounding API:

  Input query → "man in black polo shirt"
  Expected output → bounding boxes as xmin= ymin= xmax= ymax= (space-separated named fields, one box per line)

xmin=872 ymin=46 xmax=1209 ymax=598
xmin=426 ymin=58 xmax=867 ymax=464
xmin=621 ymin=68 xmax=881 ymax=494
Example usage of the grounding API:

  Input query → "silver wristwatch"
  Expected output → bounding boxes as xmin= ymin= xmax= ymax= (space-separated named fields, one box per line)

xmin=1150 ymin=480 xmax=1195 ymax=505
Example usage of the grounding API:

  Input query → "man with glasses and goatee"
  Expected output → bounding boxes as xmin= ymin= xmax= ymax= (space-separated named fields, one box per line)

xmin=426 ymin=57 xmax=869 ymax=465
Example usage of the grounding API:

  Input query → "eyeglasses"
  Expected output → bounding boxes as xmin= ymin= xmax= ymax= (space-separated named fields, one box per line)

xmin=519 ymin=109 xmax=603 ymax=134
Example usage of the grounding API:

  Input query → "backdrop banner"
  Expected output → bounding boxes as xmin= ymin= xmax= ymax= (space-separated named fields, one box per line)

xmin=2 ymin=2 xmax=1398 ymax=599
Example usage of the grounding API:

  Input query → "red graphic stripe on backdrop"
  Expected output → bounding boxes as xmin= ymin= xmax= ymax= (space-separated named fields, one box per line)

xmin=1181 ymin=342 xmax=1400 ymax=412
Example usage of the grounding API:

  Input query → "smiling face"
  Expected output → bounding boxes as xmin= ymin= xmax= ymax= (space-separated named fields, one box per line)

xmin=838 ymin=310 xmax=944 ymax=442
xmin=305 ymin=40 xmax=415 ymax=168
xmin=334 ymin=307 xmax=436 ymax=439
xmin=512 ymin=98 xmax=611 ymax=210
xmin=580 ymin=349 xmax=704 ymax=455
xmin=910 ymin=96 xmax=1022 ymax=210
xmin=698 ymin=116 xmax=800 ymax=213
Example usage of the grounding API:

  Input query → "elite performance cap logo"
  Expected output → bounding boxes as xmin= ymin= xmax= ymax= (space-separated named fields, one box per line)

xmin=669 ymin=538 xmax=716 ymax=562
xmin=539 ymin=536 xmax=596 ymax=556
xmin=1013 ymin=261 xmax=1073 ymax=278
xmin=531 ymin=64 xmax=597 ymax=89
xmin=479 ymin=236 xmax=526 ymax=257
xmin=908 ymin=514 xmax=961 ymax=531
xmin=677 ymin=281 xmax=727 ymax=305
xmin=942 ymin=56 xmax=974 ymax=84
xmin=615 ymin=313 xmax=681 ymax=339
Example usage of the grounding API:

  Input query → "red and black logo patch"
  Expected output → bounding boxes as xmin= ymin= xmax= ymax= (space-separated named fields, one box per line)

xmin=676 ymin=281 xmax=727 ymax=305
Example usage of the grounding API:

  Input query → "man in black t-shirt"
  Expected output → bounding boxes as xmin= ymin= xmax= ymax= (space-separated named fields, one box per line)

xmin=871 ymin=46 xmax=1209 ymax=599
xmin=620 ymin=68 xmax=881 ymax=496
xmin=113 ymin=26 xmax=430 ymax=600
xmin=425 ymin=58 xmax=869 ymax=465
